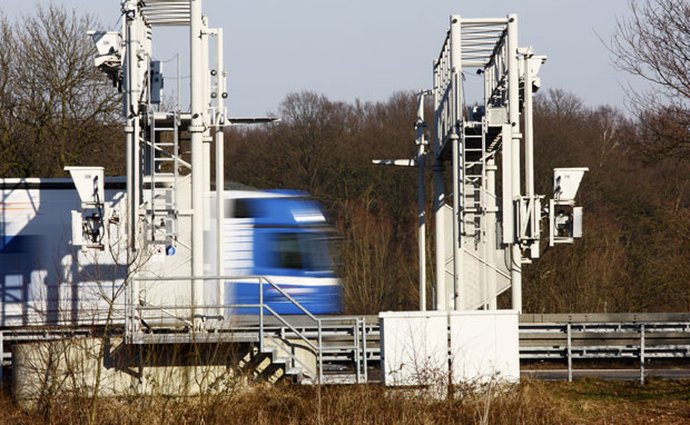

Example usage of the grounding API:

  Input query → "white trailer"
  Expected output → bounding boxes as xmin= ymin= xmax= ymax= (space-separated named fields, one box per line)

xmin=0 ymin=178 xmax=127 ymax=328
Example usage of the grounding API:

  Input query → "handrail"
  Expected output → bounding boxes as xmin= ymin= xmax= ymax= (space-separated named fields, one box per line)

xmin=260 ymin=276 xmax=319 ymax=322
xmin=261 ymin=304 xmax=318 ymax=353
xmin=126 ymin=274 xmax=369 ymax=383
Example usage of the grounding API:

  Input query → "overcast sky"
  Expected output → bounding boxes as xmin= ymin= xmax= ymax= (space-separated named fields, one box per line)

xmin=2 ymin=1 xmax=647 ymax=117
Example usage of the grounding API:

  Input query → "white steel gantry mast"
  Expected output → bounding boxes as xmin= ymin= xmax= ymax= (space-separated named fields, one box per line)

xmin=83 ymin=0 xmax=231 ymax=330
xmin=431 ymin=15 xmax=587 ymax=313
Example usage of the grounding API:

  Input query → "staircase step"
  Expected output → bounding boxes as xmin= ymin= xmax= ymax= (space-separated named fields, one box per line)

xmin=284 ymin=367 xmax=303 ymax=376
xmin=314 ymin=374 xmax=359 ymax=385
xmin=321 ymin=345 xmax=358 ymax=352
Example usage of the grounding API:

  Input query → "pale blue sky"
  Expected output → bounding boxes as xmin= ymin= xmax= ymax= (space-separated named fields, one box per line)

xmin=2 ymin=1 xmax=646 ymax=116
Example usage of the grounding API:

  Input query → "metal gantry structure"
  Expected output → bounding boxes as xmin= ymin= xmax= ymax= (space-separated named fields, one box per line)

xmin=57 ymin=6 xmax=590 ymax=386
xmin=430 ymin=15 xmax=586 ymax=313
xmin=0 ymin=2 xmax=686 ymax=392
xmin=68 ymin=0 xmax=366 ymax=384
xmin=69 ymin=0 xmax=270 ymax=349
xmin=86 ymin=0 xmax=233 ymax=325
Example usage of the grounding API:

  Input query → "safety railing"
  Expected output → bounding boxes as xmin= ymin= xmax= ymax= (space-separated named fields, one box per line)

xmin=126 ymin=275 xmax=368 ymax=384
xmin=520 ymin=320 xmax=690 ymax=384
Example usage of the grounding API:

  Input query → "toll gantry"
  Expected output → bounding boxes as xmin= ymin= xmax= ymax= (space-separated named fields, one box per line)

xmin=429 ymin=15 xmax=587 ymax=314
xmin=72 ymin=0 xmax=366 ymax=386
xmin=70 ymin=10 xmax=588 ymax=385
xmin=2 ymin=5 xmax=590 ymax=393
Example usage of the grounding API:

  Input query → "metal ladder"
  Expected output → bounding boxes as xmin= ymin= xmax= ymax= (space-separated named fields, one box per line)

xmin=143 ymin=110 xmax=184 ymax=245
xmin=460 ymin=123 xmax=487 ymax=241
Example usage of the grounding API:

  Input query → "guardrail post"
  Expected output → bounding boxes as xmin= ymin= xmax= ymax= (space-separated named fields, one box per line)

xmin=354 ymin=319 xmax=361 ymax=383
xmin=125 ymin=279 xmax=132 ymax=343
xmin=259 ymin=277 xmax=264 ymax=352
xmin=318 ymin=320 xmax=323 ymax=384
xmin=640 ymin=324 xmax=645 ymax=385
xmin=566 ymin=323 xmax=572 ymax=382
xmin=362 ymin=319 xmax=368 ymax=383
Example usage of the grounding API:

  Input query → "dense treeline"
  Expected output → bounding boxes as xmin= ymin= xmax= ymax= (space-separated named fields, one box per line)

xmin=1 ymin=3 xmax=688 ymax=314
xmin=226 ymin=89 xmax=690 ymax=314
xmin=225 ymin=92 xmax=421 ymax=313
xmin=526 ymin=90 xmax=690 ymax=312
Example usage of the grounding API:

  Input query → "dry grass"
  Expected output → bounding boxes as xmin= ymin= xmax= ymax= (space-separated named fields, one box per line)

xmin=546 ymin=378 xmax=690 ymax=425
xmin=0 ymin=379 xmax=689 ymax=425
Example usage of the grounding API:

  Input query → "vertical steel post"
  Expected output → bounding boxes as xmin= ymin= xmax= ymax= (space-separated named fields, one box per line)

xmin=433 ymin=167 xmax=445 ymax=311
xmin=523 ymin=54 xmax=535 ymax=207
xmin=362 ymin=319 xmax=368 ymax=383
xmin=318 ymin=320 xmax=323 ymax=384
xmin=202 ymin=19 xmax=212 ymax=253
xmin=450 ymin=131 xmax=461 ymax=311
xmin=190 ymin=0 xmax=205 ymax=321
xmin=354 ymin=320 xmax=361 ymax=383
xmin=486 ymin=160 xmax=498 ymax=310
xmin=124 ymin=280 xmax=130 ymax=342
xmin=507 ymin=14 xmax=523 ymax=313
xmin=259 ymin=278 xmax=264 ymax=352
xmin=449 ymin=15 xmax=462 ymax=311
xmin=416 ymin=93 xmax=427 ymax=311
xmin=433 ymin=71 xmax=447 ymax=311
xmin=523 ymin=51 xmax=539 ymax=259
xmin=214 ymin=28 xmax=226 ymax=320
xmin=566 ymin=323 xmax=573 ymax=382
xmin=123 ymin=5 xmax=141 ymax=252
xmin=640 ymin=324 xmax=646 ymax=385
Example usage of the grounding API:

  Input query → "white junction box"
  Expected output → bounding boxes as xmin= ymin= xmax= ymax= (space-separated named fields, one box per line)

xmin=449 ymin=310 xmax=520 ymax=384
xmin=380 ymin=310 xmax=520 ymax=386
xmin=379 ymin=311 xmax=448 ymax=386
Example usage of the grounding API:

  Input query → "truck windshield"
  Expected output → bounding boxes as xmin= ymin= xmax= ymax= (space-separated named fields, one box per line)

xmin=272 ymin=231 xmax=333 ymax=271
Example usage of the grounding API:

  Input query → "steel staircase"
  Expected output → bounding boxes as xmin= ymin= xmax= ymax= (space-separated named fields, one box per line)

xmin=126 ymin=276 xmax=370 ymax=385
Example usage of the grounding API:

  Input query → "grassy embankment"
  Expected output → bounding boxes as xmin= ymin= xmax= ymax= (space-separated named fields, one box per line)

xmin=0 ymin=379 xmax=689 ymax=424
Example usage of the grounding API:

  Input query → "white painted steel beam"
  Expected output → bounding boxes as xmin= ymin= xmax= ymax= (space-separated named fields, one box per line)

xmin=506 ymin=14 xmax=522 ymax=313
xmin=449 ymin=15 xmax=462 ymax=311
xmin=213 ymin=27 xmax=226 ymax=320
xmin=190 ymin=0 xmax=205 ymax=319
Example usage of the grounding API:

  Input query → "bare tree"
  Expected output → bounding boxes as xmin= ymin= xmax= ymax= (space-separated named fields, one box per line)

xmin=611 ymin=0 xmax=690 ymax=161
xmin=0 ymin=5 xmax=122 ymax=178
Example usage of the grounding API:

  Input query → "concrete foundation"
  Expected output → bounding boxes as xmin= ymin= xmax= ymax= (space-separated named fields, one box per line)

xmin=11 ymin=336 xmax=254 ymax=405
